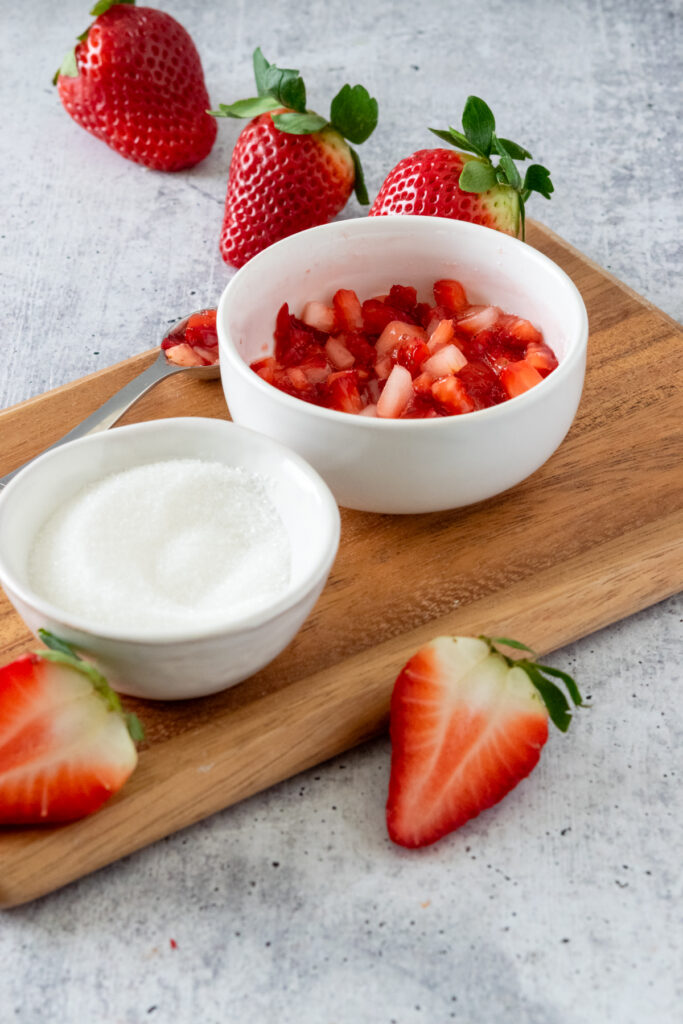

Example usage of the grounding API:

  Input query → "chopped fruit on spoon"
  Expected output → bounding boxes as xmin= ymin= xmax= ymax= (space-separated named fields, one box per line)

xmin=0 ymin=631 xmax=143 ymax=825
xmin=369 ymin=95 xmax=553 ymax=240
xmin=386 ymin=636 xmax=584 ymax=848
xmin=54 ymin=1 xmax=216 ymax=172
xmin=211 ymin=49 xmax=378 ymax=268
xmin=249 ymin=280 xmax=558 ymax=416
xmin=162 ymin=309 xmax=219 ymax=367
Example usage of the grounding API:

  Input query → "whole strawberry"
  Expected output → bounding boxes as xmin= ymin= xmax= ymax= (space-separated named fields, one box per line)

xmin=54 ymin=0 xmax=217 ymax=172
xmin=211 ymin=49 xmax=378 ymax=267
xmin=370 ymin=96 xmax=553 ymax=240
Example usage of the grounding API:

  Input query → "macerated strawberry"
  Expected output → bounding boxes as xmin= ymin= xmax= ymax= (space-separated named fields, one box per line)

xmin=431 ymin=376 xmax=476 ymax=414
xmin=377 ymin=365 xmax=413 ymax=418
xmin=0 ymin=634 xmax=142 ymax=825
xmin=376 ymin=321 xmax=428 ymax=359
xmin=370 ymin=96 xmax=553 ymax=241
xmin=500 ymin=360 xmax=544 ymax=398
xmin=386 ymin=636 xmax=583 ymax=847
xmin=325 ymin=370 xmax=364 ymax=413
xmin=525 ymin=341 xmax=558 ymax=375
xmin=433 ymin=279 xmax=468 ymax=313
xmin=422 ymin=344 xmax=468 ymax=378
xmin=456 ymin=305 xmax=501 ymax=336
xmin=302 ymin=301 xmax=337 ymax=334
xmin=396 ymin=338 xmax=431 ymax=376
xmin=457 ymin=361 xmax=507 ymax=408
xmin=164 ymin=342 xmax=205 ymax=367
xmin=427 ymin=318 xmax=456 ymax=353
xmin=55 ymin=1 xmax=216 ymax=171
xmin=388 ymin=284 xmax=418 ymax=316
xmin=213 ymin=50 xmax=378 ymax=267
xmin=325 ymin=336 xmax=356 ymax=369
xmin=333 ymin=289 xmax=364 ymax=331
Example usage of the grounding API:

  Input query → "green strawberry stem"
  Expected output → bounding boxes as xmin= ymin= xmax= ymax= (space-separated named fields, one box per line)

xmin=430 ymin=96 xmax=554 ymax=241
xmin=37 ymin=629 xmax=144 ymax=742
xmin=480 ymin=635 xmax=586 ymax=732
xmin=209 ymin=48 xmax=378 ymax=205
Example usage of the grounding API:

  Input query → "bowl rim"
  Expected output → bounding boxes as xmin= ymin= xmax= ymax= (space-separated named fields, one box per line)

xmin=0 ymin=417 xmax=341 ymax=646
xmin=217 ymin=215 xmax=589 ymax=429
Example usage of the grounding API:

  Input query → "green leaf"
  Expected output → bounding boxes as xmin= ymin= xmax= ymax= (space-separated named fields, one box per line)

xmin=126 ymin=713 xmax=145 ymax=742
xmin=523 ymin=163 xmax=554 ymax=199
xmin=329 ymin=84 xmax=378 ymax=144
xmin=90 ymin=0 xmax=135 ymax=16
xmin=349 ymin=146 xmax=369 ymax=205
xmin=209 ymin=96 xmax=280 ymax=119
xmin=534 ymin=664 xmax=585 ymax=707
xmin=461 ymin=95 xmax=495 ymax=157
xmin=494 ymin=137 xmax=532 ymax=160
xmin=492 ymin=134 xmax=521 ymax=189
xmin=54 ymin=48 xmax=78 ymax=84
xmin=271 ymin=111 xmax=328 ymax=134
xmin=263 ymin=64 xmax=306 ymax=112
xmin=429 ymin=127 xmax=483 ymax=157
xmin=518 ymin=196 xmax=526 ymax=241
xmin=486 ymin=636 xmax=537 ymax=655
xmin=38 ymin=629 xmax=80 ymax=658
xmin=253 ymin=47 xmax=270 ymax=97
xmin=458 ymin=159 xmax=497 ymax=193
xmin=521 ymin=663 xmax=572 ymax=732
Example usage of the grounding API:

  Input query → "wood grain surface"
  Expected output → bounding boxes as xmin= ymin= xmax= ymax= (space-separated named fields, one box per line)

xmin=0 ymin=221 xmax=681 ymax=908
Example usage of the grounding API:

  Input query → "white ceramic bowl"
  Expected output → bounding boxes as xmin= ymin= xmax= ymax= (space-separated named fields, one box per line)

xmin=217 ymin=216 xmax=588 ymax=513
xmin=0 ymin=418 xmax=340 ymax=700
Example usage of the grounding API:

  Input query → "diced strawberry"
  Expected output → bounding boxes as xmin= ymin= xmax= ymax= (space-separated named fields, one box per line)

xmin=422 ymin=344 xmax=467 ymax=378
xmin=424 ymin=304 xmax=453 ymax=334
xmin=376 ymin=321 xmax=428 ymax=359
xmin=325 ymin=336 xmax=355 ymax=369
xmin=415 ymin=302 xmax=432 ymax=328
xmin=362 ymin=298 xmax=403 ymax=334
xmin=456 ymin=305 xmax=501 ymax=336
xmin=388 ymin=284 xmax=418 ymax=315
xmin=164 ymin=342 xmax=204 ymax=367
xmin=252 ymin=356 xmax=277 ymax=384
xmin=343 ymin=331 xmax=377 ymax=370
xmin=0 ymin=644 xmax=141 ymax=824
xmin=431 ymin=375 xmax=476 ymax=415
xmin=191 ymin=345 xmax=219 ymax=365
xmin=396 ymin=338 xmax=431 ymax=377
xmin=333 ymin=289 xmax=363 ymax=331
xmin=412 ymin=371 xmax=434 ymax=396
xmin=301 ymin=301 xmax=337 ymax=334
xmin=506 ymin=317 xmax=543 ymax=345
xmin=500 ymin=360 xmax=544 ymax=398
xmin=375 ymin=354 xmax=393 ymax=380
xmin=377 ymin=364 xmax=414 ymax=418
xmin=298 ymin=356 xmax=330 ymax=384
xmin=286 ymin=367 xmax=309 ymax=390
xmin=427 ymin=318 xmax=455 ymax=353
xmin=457 ymin=361 xmax=506 ymax=409
xmin=433 ymin=279 xmax=468 ymax=314
xmin=359 ymin=403 xmax=378 ymax=417
xmin=184 ymin=309 xmax=218 ymax=347
xmin=402 ymin=391 xmax=440 ymax=418
xmin=365 ymin=378 xmax=381 ymax=404
xmin=525 ymin=341 xmax=558 ymax=375
xmin=325 ymin=370 xmax=364 ymax=413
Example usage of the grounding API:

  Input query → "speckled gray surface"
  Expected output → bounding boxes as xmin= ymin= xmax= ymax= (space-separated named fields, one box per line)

xmin=0 ymin=1 xmax=681 ymax=1021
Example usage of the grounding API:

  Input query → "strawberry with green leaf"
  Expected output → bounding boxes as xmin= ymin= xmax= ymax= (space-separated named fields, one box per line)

xmin=386 ymin=635 xmax=584 ymax=848
xmin=0 ymin=631 xmax=143 ymax=825
xmin=54 ymin=0 xmax=217 ymax=172
xmin=211 ymin=49 xmax=379 ymax=267
xmin=370 ymin=96 xmax=553 ymax=239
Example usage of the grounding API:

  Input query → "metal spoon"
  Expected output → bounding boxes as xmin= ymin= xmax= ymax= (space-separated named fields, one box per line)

xmin=0 ymin=313 xmax=220 ymax=491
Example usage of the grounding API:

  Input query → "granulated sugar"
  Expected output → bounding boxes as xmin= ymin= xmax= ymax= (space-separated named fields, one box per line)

xmin=28 ymin=459 xmax=291 ymax=633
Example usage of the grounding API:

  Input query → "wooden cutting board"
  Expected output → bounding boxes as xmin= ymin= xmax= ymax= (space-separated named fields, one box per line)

xmin=1 ymin=221 xmax=681 ymax=908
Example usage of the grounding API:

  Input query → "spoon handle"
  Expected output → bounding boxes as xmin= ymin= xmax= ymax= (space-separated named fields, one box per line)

xmin=0 ymin=352 xmax=177 ymax=491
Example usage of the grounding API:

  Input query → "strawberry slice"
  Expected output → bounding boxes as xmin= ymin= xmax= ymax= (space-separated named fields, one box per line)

xmin=386 ymin=636 xmax=583 ymax=848
xmin=0 ymin=633 xmax=142 ymax=825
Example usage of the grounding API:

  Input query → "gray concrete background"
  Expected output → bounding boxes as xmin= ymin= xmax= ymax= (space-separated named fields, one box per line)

xmin=0 ymin=1 xmax=681 ymax=1021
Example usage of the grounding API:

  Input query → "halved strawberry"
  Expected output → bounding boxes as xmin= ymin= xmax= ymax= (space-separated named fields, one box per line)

xmin=0 ymin=633 xmax=142 ymax=825
xmin=386 ymin=636 xmax=583 ymax=847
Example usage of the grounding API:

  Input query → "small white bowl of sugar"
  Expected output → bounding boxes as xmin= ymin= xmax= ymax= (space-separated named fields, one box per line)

xmin=0 ymin=418 xmax=340 ymax=700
